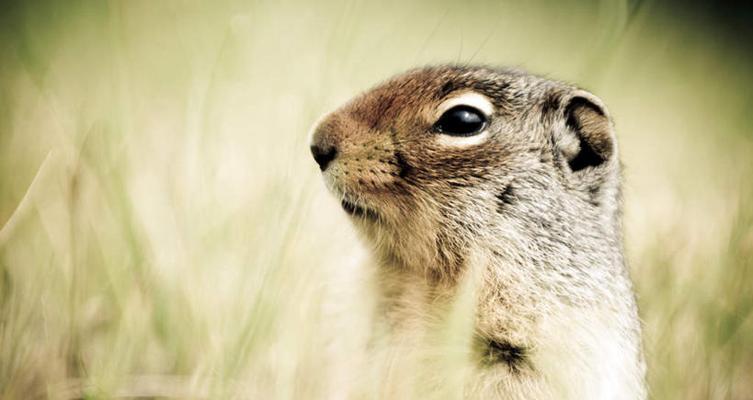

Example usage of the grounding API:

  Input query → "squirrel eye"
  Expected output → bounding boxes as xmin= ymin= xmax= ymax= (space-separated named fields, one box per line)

xmin=433 ymin=105 xmax=487 ymax=136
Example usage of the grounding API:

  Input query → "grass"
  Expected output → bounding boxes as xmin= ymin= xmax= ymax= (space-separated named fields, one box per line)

xmin=0 ymin=0 xmax=752 ymax=398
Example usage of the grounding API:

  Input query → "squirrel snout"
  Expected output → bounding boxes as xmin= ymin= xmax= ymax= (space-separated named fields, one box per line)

xmin=310 ymin=122 xmax=341 ymax=171
xmin=310 ymin=143 xmax=337 ymax=171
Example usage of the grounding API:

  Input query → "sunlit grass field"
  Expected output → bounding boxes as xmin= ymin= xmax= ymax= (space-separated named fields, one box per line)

xmin=1 ymin=1 xmax=752 ymax=399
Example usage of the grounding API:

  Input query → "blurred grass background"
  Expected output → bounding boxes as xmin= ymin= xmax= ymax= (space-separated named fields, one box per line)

xmin=0 ymin=0 xmax=752 ymax=399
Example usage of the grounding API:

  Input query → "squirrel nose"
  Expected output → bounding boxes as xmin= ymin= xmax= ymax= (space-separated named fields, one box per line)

xmin=310 ymin=144 xmax=337 ymax=171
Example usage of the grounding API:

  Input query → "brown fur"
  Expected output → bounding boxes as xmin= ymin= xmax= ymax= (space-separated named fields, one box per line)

xmin=310 ymin=65 xmax=646 ymax=399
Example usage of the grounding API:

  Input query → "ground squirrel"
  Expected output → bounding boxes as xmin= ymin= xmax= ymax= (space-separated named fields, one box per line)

xmin=310 ymin=65 xmax=646 ymax=399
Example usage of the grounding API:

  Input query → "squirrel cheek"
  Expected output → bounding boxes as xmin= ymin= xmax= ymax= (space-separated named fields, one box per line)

xmin=340 ymin=161 xmax=395 ymax=190
xmin=334 ymin=141 xmax=400 ymax=189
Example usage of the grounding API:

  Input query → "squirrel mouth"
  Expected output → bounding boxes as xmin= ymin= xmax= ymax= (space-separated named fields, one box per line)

xmin=340 ymin=199 xmax=379 ymax=220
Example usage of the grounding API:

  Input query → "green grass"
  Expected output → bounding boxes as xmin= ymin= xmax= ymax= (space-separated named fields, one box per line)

xmin=1 ymin=0 xmax=752 ymax=398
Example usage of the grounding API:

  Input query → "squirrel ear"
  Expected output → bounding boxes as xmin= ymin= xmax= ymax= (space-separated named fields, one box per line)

xmin=556 ymin=91 xmax=615 ymax=172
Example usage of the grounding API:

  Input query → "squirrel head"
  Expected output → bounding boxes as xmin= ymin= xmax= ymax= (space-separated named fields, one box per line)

xmin=310 ymin=65 xmax=620 ymax=278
